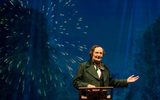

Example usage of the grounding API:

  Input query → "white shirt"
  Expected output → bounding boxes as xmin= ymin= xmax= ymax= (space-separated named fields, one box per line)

xmin=94 ymin=65 xmax=101 ymax=78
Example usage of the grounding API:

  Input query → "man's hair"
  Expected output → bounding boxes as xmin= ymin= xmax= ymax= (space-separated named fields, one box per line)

xmin=89 ymin=45 xmax=106 ymax=58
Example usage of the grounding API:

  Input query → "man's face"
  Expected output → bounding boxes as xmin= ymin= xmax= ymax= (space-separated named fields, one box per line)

xmin=92 ymin=47 xmax=103 ymax=63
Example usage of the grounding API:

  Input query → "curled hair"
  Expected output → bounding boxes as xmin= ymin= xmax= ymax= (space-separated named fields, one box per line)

xmin=89 ymin=45 xmax=106 ymax=58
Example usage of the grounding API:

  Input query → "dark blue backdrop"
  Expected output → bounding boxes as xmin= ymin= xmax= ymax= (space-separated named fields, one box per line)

xmin=0 ymin=0 xmax=160 ymax=100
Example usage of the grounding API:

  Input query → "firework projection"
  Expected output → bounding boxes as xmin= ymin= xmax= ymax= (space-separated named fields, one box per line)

xmin=0 ymin=0 xmax=88 ymax=100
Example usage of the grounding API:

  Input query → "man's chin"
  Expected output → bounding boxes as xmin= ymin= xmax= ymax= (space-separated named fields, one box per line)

xmin=94 ymin=60 xmax=101 ymax=63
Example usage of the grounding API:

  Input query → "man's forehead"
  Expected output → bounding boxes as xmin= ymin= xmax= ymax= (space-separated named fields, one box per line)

xmin=94 ymin=47 xmax=103 ymax=51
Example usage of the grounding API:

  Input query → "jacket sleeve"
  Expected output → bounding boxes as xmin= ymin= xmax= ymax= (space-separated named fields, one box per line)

xmin=109 ymin=74 xmax=128 ymax=87
xmin=73 ymin=63 xmax=88 ymax=89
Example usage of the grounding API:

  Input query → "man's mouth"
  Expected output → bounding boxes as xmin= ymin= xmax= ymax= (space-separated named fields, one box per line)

xmin=96 ymin=56 xmax=101 ymax=59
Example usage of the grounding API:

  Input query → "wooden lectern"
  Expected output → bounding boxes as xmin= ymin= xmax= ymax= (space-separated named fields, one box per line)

xmin=78 ymin=87 xmax=113 ymax=100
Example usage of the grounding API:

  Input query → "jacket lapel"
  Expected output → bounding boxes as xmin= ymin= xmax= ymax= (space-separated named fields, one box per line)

xmin=85 ymin=61 xmax=109 ymax=81
xmin=86 ymin=62 xmax=100 ymax=80
xmin=100 ymin=64 xmax=108 ymax=82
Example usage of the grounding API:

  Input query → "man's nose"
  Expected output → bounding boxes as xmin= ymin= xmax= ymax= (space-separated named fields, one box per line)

xmin=97 ymin=53 xmax=102 ymax=56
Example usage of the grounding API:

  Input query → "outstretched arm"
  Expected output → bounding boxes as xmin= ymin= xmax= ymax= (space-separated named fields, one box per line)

xmin=127 ymin=75 xmax=139 ymax=83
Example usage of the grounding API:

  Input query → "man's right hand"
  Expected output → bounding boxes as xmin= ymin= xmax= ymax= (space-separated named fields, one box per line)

xmin=87 ymin=84 xmax=100 ymax=91
xmin=87 ymin=84 xmax=96 ymax=88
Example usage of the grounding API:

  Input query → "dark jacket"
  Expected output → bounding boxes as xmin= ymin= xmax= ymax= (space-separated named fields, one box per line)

xmin=73 ymin=60 xmax=128 ymax=89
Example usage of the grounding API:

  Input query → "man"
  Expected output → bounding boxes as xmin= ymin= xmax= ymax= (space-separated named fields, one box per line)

xmin=73 ymin=45 xmax=139 ymax=99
